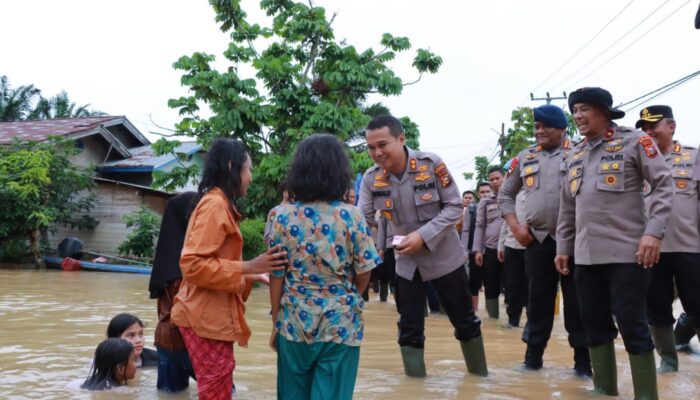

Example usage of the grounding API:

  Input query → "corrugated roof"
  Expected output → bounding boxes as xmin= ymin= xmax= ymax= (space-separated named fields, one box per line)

xmin=100 ymin=141 xmax=202 ymax=172
xmin=0 ymin=116 xmax=124 ymax=144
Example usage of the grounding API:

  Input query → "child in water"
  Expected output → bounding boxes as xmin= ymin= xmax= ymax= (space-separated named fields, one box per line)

xmin=81 ymin=338 xmax=138 ymax=390
xmin=107 ymin=313 xmax=159 ymax=367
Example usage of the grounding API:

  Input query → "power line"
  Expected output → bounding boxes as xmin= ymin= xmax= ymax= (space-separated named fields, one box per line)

xmin=620 ymin=70 xmax=700 ymax=112
xmin=550 ymin=0 xmax=673 ymax=92
xmin=565 ymin=0 xmax=692 ymax=91
xmin=531 ymin=0 xmax=637 ymax=93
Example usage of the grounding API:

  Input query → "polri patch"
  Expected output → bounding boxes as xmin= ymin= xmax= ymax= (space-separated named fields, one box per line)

xmin=639 ymin=136 xmax=658 ymax=158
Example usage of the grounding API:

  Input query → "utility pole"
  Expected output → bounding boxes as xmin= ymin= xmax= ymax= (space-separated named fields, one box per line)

xmin=530 ymin=91 xmax=567 ymax=104
xmin=498 ymin=122 xmax=506 ymax=161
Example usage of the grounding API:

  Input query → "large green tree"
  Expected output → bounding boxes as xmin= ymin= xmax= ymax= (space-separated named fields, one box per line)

xmin=0 ymin=138 xmax=98 ymax=267
xmin=153 ymin=0 xmax=442 ymax=217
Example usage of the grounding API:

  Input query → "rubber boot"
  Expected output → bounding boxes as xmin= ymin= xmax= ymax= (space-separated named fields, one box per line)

xmin=379 ymin=282 xmax=388 ymax=302
xmin=573 ymin=346 xmax=592 ymax=377
xmin=400 ymin=346 xmax=426 ymax=377
xmin=629 ymin=351 xmax=659 ymax=400
xmin=459 ymin=335 xmax=488 ymax=376
xmin=589 ymin=342 xmax=618 ymax=396
xmin=485 ymin=298 xmax=499 ymax=319
xmin=650 ymin=325 xmax=678 ymax=372
xmin=523 ymin=344 xmax=544 ymax=370
xmin=673 ymin=313 xmax=695 ymax=353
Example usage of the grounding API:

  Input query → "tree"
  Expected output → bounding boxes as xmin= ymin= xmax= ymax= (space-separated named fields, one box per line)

xmin=29 ymin=91 xmax=104 ymax=119
xmin=0 ymin=137 xmax=98 ymax=267
xmin=153 ymin=0 xmax=442 ymax=218
xmin=118 ymin=206 xmax=161 ymax=259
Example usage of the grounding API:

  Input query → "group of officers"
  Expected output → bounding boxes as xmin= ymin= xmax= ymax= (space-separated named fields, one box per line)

xmin=358 ymin=87 xmax=699 ymax=400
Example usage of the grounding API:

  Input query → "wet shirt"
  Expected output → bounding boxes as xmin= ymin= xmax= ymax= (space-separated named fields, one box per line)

xmin=359 ymin=147 xmax=467 ymax=281
xmin=472 ymin=194 xmax=503 ymax=252
xmin=556 ymin=127 xmax=673 ymax=265
xmin=499 ymin=140 xmax=571 ymax=243
xmin=269 ymin=201 xmax=379 ymax=346
xmin=644 ymin=143 xmax=700 ymax=253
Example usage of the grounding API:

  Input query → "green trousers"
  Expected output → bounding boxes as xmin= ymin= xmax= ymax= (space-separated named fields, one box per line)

xmin=277 ymin=335 xmax=360 ymax=400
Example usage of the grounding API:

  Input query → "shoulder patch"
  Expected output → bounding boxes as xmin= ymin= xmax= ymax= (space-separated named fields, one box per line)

xmin=507 ymin=157 xmax=519 ymax=177
xmin=434 ymin=163 xmax=452 ymax=188
xmin=639 ymin=136 xmax=658 ymax=158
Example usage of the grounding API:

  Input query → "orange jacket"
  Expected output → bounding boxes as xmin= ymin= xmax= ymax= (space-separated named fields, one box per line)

xmin=171 ymin=188 xmax=253 ymax=345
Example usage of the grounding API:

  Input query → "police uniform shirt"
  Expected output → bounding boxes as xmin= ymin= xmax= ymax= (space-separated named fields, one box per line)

xmin=556 ymin=126 xmax=674 ymax=265
xmin=471 ymin=194 xmax=503 ymax=252
xmin=460 ymin=203 xmax=476 ymax=254
xmin=644 ymin=142 xmax=700 ymax=254
xmin=359 ymin=147 xmax=466 ymax=281
xmin=498 ymin=139 xmax=572 ymax=243
xmin=376 ymin=215 xmax=395 ymax=250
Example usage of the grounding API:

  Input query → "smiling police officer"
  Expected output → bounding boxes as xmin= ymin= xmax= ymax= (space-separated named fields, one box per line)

xmin=359 ymin=114 xmax=487 ymax=378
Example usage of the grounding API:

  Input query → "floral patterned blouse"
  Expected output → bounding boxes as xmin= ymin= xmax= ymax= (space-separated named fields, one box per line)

xmin=270 ymin=201 xmax=380 ymax=346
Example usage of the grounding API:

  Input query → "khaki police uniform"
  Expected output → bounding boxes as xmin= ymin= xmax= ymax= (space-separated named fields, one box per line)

xmin=645 ymin=142 xmax=700 ymax=332
xmin=556 ymin=126 xmax=673 ymax=354
xmin=375 ymin=215 xmax=397 ymax=302
xmin=359 ymin=146 xmax=481 ymax=348
xmin=499 ymin=139 xmax=588 ymax=364
xmin=472 ymin=193 xmax=505 ymax=303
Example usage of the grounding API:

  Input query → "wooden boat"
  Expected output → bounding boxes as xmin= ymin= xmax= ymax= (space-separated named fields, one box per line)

xmin=44 ymin=256 xmax=152 ymax=275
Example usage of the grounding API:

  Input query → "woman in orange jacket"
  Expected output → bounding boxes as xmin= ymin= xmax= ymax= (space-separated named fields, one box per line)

xmin=171 ymin=138 xmax=287 ymax=400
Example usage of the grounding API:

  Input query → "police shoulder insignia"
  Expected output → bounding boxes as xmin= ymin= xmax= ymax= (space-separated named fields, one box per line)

xmin=639 ymin=135 xmax=658 ymax=158
xmin=507 ymin=157 xmax=519 ymax=177
xmin=434 ymin=163 xmax=452 ymax=187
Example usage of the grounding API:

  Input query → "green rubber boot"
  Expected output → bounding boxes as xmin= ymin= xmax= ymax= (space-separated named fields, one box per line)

xmin=629 ymin=351 xmax=659 ymax=400
xmin=485 ymin=298 xmax=499 ymax=319
xmin=400 ymin=346 xmax=427 ymax=377
xmin=589 ymin=342 xmax=618 ymax=396
xmin=459 ymin=335 xmax=488 ymax=377
xmin=650 ymin=325 xmax=678 ymax=373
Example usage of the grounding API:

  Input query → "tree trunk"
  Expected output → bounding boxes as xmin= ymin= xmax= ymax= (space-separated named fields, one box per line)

xmin=28 ymin=229 xmax=45 ymax=269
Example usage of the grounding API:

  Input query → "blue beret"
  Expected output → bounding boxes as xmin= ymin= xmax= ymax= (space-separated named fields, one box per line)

xmin=533 ymin=104 xmax=568 ymax=129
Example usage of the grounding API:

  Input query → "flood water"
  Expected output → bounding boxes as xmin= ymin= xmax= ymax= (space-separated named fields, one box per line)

xmin=0 ymin=268 xmax=698 ymax=399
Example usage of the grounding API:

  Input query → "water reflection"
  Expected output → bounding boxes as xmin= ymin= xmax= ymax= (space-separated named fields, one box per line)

xmin=0 ymin=269 xmax=698 ymax=399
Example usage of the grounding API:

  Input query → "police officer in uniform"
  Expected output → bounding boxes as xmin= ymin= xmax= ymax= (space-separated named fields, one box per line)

xmin=472 ymin=167 xmax=505 ymax=319
xmin=636 ymin=105 xmax=700 ymax=372
xmin=499 ymin=104 xmax=591 ymax=376
xmin=555 ymin=87 xmax=673 ymax=399
xmin=359 ymin=114 xmax=487 ymax=378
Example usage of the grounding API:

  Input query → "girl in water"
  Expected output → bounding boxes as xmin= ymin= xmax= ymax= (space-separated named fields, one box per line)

xmin=107 ymin=313 xmax=159 ymax=367
xmin=81 ymin=338 xmax=138 ymax=390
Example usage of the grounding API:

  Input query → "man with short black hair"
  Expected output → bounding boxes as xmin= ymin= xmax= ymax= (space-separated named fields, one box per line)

xmin=637 ymin=105 xmax=700 ymax=373
xmin=472 ymin=167 xmax=505 ymax=319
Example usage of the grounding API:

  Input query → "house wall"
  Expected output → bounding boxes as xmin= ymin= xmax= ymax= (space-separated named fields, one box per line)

xmin=48 ymin=182 xmax=168 ymax=256
xmin=72 ymin=136 xmax=110 ymax=168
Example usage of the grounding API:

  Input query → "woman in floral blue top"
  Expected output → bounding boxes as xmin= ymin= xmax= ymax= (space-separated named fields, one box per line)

xmin=269 ymin=134 xmax=379 ymax=400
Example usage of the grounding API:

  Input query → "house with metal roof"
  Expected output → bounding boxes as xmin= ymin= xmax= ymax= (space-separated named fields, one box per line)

xmin=0 ymin=116 xmax=203 ymax=256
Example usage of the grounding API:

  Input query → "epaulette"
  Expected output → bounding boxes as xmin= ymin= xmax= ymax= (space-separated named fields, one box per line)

xmin=616 ymin=126 xmax=635 ymax=134
xmin=414 ymin=150 xmax=440 ymax=163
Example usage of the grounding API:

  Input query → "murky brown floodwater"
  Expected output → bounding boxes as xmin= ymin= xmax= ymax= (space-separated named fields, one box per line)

xmin=0 ymin=268 xmax=698 ymax=399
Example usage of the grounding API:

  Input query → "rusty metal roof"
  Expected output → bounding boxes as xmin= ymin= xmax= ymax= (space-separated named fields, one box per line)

xmin=0 ymin=116 xmax=125 ymax=144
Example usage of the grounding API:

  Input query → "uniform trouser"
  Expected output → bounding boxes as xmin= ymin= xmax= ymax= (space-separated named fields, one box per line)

xmin=468 ymin=253 xmax=483 ymax=294
xmin=647 ymin=252 xmax=700 ymax=328
xmin=482 ymin=248 xmax=504 ymax=300
xmin=277 ymin=335 xmax=360 ymax=400
xmin=395 ymin=266 xmax=482 ymax=348
xmin=575 ymin=263 xmax=654 ymax=354
xmin=503 ymin=247 xmax=528 ymax=322
xmin=522 ymin=237 xmax=587 ymax=349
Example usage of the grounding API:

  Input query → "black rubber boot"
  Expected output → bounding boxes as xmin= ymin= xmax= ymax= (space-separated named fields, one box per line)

xmin=379 ymin=282 xmax=388 ymax=302
xmin=523 ymin=344 xmax=544 ymax=370
xmin=573 ymin=346 xmax=592 ymax=378
xmin=650 ymin=325 xmax=678 ymax=372
xmin=589 ymin=342 xmax=618 ymax=396
xmin=400 ymin=346 xmax=427 ymax=377
xmin=674 ymin=313 xmax=696 ymax=353
xmin=460 ymin=335 xmax=488 ymax=377
xmin=485 ymin=298 xmax=499 ymax=319
xmin=629 ymin=351 xmax=659 ymax=400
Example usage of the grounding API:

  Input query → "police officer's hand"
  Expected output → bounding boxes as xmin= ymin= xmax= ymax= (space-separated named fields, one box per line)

xmin=497 ymin=250 xmax=505 ymax=263
xmin=394 ymin=232 xmax=425 ymax=256
xmin=474 ymin=251 xmax=484 ymax=267
xmin=637 ymin=235 xmax=661 ymax=268
xmin=512 ymin=224 xmax=534 ymax=247
xmin=554 ymin=255 xmax=570 ymax=275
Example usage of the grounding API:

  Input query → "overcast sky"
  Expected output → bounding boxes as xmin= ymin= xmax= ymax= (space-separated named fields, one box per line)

xmin=3 ymin=0 xmax=699 ymax=193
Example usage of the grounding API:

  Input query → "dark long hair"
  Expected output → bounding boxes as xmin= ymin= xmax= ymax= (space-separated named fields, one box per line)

xmin=106 ymin=313 xmax=143 ymax=338
xmin=286 ymin=134 xmax=352 ymax=202
xmin=81 ymin=338 xmax=134 ymax=390
xmin=191 ymin=138 xmax=249 ymax=215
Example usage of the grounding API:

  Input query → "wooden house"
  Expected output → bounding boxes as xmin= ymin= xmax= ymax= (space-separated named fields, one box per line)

xmin=0 ymin=116 xmax=202 ymax=255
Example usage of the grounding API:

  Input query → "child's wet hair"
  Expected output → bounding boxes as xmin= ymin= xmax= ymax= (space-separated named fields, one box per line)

xmin=81 ymin=338 xmax=134 ymax=390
